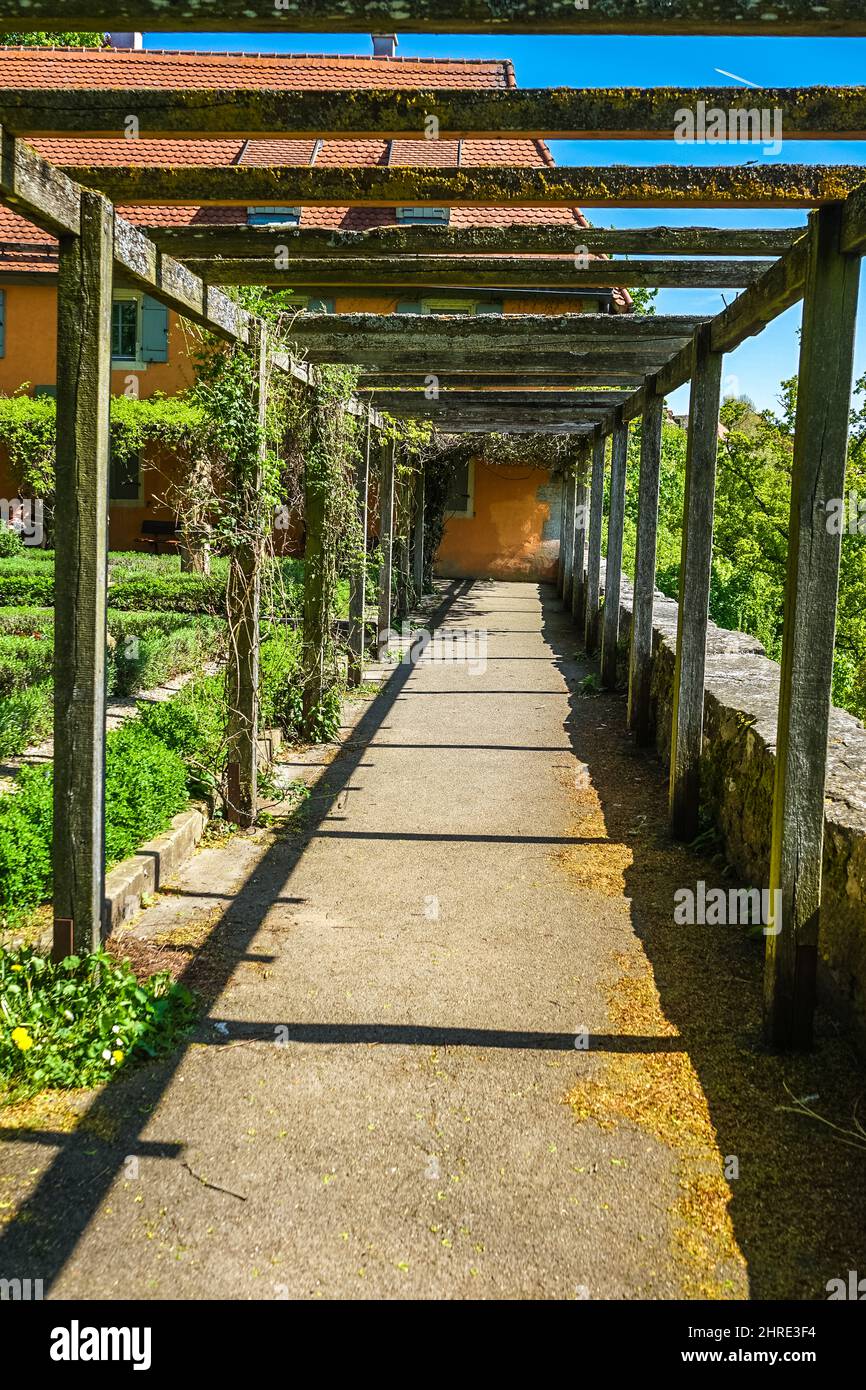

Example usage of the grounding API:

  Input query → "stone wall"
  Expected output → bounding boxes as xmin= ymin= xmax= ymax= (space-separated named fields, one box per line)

xmin=606 ymin=571 xmax=866 ymax=1043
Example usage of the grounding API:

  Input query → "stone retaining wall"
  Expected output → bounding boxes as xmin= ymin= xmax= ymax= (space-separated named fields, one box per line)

xmin=606 ymin=572 xmax=866 ymax=1043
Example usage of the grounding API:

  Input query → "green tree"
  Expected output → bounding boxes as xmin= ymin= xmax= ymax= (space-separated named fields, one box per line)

xmin=2 ymin=32 xmax=103 ymax=45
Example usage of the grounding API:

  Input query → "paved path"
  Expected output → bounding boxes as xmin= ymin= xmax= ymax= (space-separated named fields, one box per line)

xmin=2 ymin=581 xmax=864 ymax=1300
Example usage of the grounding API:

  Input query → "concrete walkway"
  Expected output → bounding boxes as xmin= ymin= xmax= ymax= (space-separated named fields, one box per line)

xmin=2 ymin=580 xmax=864 ymax=1300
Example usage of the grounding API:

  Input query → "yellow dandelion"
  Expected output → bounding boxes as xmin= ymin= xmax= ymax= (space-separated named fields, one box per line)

xmin=11 ymin=1026 xmax=33 ymax=1051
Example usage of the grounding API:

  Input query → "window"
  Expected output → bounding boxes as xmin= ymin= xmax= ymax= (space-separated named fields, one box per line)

xmin=112 ymin=298 xmax=139 ymax=360
xmin=446 ymin=459 xmax=474 ymax=519
xmin=395 ymin=207 xmax=451 ymax=226
xmin=109 ymin=448 xmax=141 ymax=503
xmin=422 ymin=298 xmax=474 ymax=315
xmin=300 ymin=297 xmax=335 ymax=314
xmin=247 ymin=206 xmax=302 ymax=227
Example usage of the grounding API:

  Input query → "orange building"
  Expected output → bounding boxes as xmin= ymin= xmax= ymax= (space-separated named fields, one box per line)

xmin=0 ymin=39 xmax=630 ymax=577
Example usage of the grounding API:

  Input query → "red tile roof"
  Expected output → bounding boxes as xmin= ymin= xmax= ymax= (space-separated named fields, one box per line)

xmin=0 ymin=46 xmax=623 ymax=303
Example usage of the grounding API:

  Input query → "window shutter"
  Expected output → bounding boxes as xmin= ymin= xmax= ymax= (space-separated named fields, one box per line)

xmin=396 ymin=300 xmax=423 ymax=314
xmin=306 ymin=298 xmax=335 ymax=314
xmin=475 ymin=301 xmax=504 ymax=315
xmin=0 ymin=289 xmax=5 ymax=358
xmin=34 ymin=385 xmax=57 ymax=399
xmin=140 ymin=295 xmax=169 ymax=362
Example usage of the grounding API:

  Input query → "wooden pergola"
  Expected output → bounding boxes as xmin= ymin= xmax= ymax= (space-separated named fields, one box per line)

xmin=0 ymin=2 xmax=863 ymax=1054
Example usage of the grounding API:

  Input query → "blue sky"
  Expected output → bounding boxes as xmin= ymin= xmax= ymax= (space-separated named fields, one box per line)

xmin=149 ymin=31 xmax=866 ymax=412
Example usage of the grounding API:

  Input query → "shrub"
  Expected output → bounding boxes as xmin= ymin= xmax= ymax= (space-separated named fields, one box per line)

xmin=0 ymin=572 xmax=53 ymax=606
xmin=0 ymin=683 xmax=52 ymax=757
xmin=0 ymin=721 xmax=189 ymax=920
xmin=0 ymin=945 xmax=197 ymax=1103
xmin=0 ymin=634 xmax=54 ymax=696
xmin=103 ymin=722 xmax=189 ymax=865
xmin=0 ymin=526 xmax=23 ymax=558
xmin=108 ymin=616 xmax=225 ymax=696
xmin=108 ymin=572 xmax=226 ymax=615
xmin=136 ymin=672 xmax=226 ymax=802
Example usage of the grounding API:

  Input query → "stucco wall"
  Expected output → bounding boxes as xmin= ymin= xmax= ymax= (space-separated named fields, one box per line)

xmin=605 ymin=570 xmax=866 ymax=1044
xmin=435 ymin=464 xmax=561 ymax=582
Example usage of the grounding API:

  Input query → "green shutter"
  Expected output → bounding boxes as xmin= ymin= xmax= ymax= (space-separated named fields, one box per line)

xmin=140 ymin=295 xmax=169 ymax=362
xmin=475 ymin=301 xmax=504 ymax=315
xmin=34 ymin=385 xmax=56 ymax=399
xmin=0 ymin=289 xmax=5 ymax=358
xmin=396 ymin=300 xmax=423 ymax=314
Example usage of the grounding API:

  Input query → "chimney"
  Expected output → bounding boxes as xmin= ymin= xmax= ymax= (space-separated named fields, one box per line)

xmin=107 ymin=32 xmax=144 ymax=49
xmin=371 ymin=34 xmax=398 ymax=58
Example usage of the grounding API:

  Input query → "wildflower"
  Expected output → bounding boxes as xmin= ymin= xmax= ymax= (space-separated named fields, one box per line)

xmin=11 ymin=1026 xmax=33 ymax=1051
xmin=112 ymin=1050 xmax=124 ymax=1066
xmin=112 ymin=1025 xmax=121 ymax=1034
xmin=102 ymin=1049 xmax=112 ymax=1061
xmin=63 ymin=1010 xmax=74 ymax=1022
xmin=10 ymin=964 xmax=23 ymax=973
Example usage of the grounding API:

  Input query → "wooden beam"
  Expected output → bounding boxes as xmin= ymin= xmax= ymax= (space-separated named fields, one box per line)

xmin=186 ymin=254 xmax=773 ymax=291
xmin=412 ymin=465 xmax=425 ymax=596
xmin=669 ymin=325 xmax=723 ymax=841
xmin=377 ymin=437 xmax=395 ymax=658
xmin=368 ymin=391 xmax=632 ymax=413
xmin=60 ymin=163 xmax=866 ymax=210
xmin=584 ymin=432 xmax=607 ymax=656
xmin=627 ymin=377 xmax=664 ymax=745
xmin=2 ymin=2 xmax=862 ymax=36
xmin=0 ymin=125 xmax=250 ymax=342
xmin=572 ymin=445 xmax=589 ymax=632
xmin=225 ymin=323 xmax=266 ymax=827
xmin=359 ymin=373 xmax=648 ymax=390
xmin=52 ymin=188 xmax=113 ymax=959
xmin=5 ymin=86 xmax=866 ymax=141
xmin=151 ymin=224 xmax=804 ymax=261
xmin=764 ymin=206 xmax=861 ymax=1049
xmin=348 ymin=412 xmax=371 ymax=688
xmin=601 ymin=413 xmax=629 ymax=689
xmin=556 ymin=473 xmax=567 ymax=598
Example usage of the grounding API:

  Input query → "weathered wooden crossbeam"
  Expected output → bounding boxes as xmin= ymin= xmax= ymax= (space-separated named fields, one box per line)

xmin=292 ymin=312 xmax=705 ymax=341
xmin=301 ymin=348 xmax=685 ymax=371
xmin=60 ymin=163 xmax=866 ymax=210
xmin=4 ymin=85 xmax=866 ymax=141
xmin=187 ymin=255 xmax=773 ymax=290
xmin=1 ymin=2 xmax=862 ymax=36
xmin=358 ymin=372 xmax=647 ymax=388
xmin=149 ymin=224 xmax=804 ymax=260
xmin=0 ymin=126 xmax=249 ymax=342
xmin=367 ymin=391 xmax=632 ymax=414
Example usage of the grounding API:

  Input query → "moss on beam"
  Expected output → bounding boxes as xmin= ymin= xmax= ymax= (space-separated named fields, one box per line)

xmin=1 ymin=2 xmax=863 ymax=36
xmin=6 ymin=85 xmax=866 ymax=140
xmin=63 ymin=162 xmax=866 ymax=210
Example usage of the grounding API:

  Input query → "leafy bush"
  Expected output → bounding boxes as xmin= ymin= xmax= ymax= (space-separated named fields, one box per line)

xmin=0 ymin=722 xmax=189 ymax=920
xmin=0 ymin=683 xmax=52 ymax=757
xmin=0 ymin=526 xmax=23 ymax=558
xmin=108 ymin=615 xmax=225 ymax=696
xmin=0 ymin=571 xmax=53 ymax=606
xmin=103 ymin=722 xmax=189 ymax=866
xmin=0 ymin=634 xmax=53 ymax=696
xmin=136 ymin=672 xmax=226 ymax=802
xmin=0 ymin=945 xmax=197 ymax=1103
xmin=0 ymin=607 xmax=52 ymax=637
xmin=108 ymin=572 xmax=226 ymax=615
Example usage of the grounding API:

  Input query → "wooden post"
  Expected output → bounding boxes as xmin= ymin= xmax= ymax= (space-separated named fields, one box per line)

xmin=562 ymin=467 xmax=576 ymax=608
xmin=394 ymin=462 xmax=411 ymax=621
xmin=556 ymin=469 xmax=567 ymax=597
xmin=377 ymin=436 xmax=395 ymax=659
xmin=669 ymin=325 xmax=723 ymax=840
xmin=412 ymin=462 xmax=425 ymax=595
xmin=571 ymin=443 xmax=589 ymax=632
xmin=226 ymin=322 xmax=267 ymax=826
xmin=347 ymin=410 xmax=371 ymax=688
xmin=52 ymin=189 xmax=113 ymax=959
xmin=627 ymin=377 xmax=664 ymax=744
xmin=600 ymin=412 xmax=628 ymax=689
xmin=301 ymin=392 xmax=332 ymax=734
xmin=584 ymin=430 xmax=606 ymax=654
xmin=764 ymin=205 xmax=861 ymax=1049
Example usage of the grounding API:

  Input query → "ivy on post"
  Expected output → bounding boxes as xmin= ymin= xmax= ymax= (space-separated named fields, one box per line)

xmin=347 ymin=410 xmax=371 ymax=688
xmin=601 ymin=411 xmax=629 ymax=689
xmin=377 ymin=435 xmax=396 ymax=659
xmin=668 ymin=325 xmax=723 ymax=841
xmin=571 ymin=441 xmax=590 ymax=632
xmin=394 ymin=453 xmax=411 ymax=622
xmin=561 ymin=466 xmax=577 ymax=609
xmin=556 ymin=469 xmax=567 ymax=598
xmin=302 ymin=390 xmax=334 ymax=734
xmin=764 ymin=205 xmax=861 ymax=1049
xmin=584 ymin=430 xmax=606 ymax=655
xmin=412 ymin=460 xmax=425 ymax=597
xmin=52 ymin=188 xmax=113 ymax=960
xmin=627 ymin=375 xmax=664 ymax=744
xmin=225 ymin=320 xmax=267 ymax=828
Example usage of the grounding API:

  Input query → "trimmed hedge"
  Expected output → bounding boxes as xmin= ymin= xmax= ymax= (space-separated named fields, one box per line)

xmin=0 ymin=721 xmax=188 ymax=920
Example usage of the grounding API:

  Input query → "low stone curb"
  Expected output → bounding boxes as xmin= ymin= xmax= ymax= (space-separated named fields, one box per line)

xmin=104 ymin=806 xmax=207 ymax=935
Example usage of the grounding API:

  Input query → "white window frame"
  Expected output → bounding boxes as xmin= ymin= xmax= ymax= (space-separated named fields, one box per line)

xmin=446 ymin=457 xmax=475 ymax=519
xmin=111 ymin=290 xmax=147 ymax=371
xmin=395 ymin=206 xmax=451 ymax=226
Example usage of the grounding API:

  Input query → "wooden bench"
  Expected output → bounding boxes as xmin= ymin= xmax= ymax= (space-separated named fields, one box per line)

xmin=135 ymin=518 xmax=180 ymax=554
